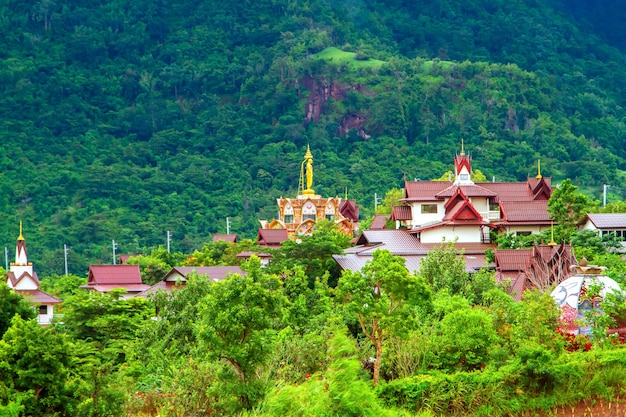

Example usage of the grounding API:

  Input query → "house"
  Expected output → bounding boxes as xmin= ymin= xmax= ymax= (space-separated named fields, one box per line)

xmin=213 ymin=234 xmax=237 ymax=243
xmin=257 ymin=228 xmax=288 ymax=248
xmin=5 ymin=223 xmax=60 ymax=325
xmin=392 ymin=149 xmax=553 ymax=244
xmin=580 ymin=213 xmax=626 ymax=251
xmin=333 ymin=229 xmax=493 ymax=276
xmin=495 ymin=243 xmax=575 ymax=300
xmin=236 ymin=251 xmax=272 ymax=266
xmin=136 ymin=266 xmax=245 ymax=297
xmin=80 ymin=264 xmax=150 ymax=299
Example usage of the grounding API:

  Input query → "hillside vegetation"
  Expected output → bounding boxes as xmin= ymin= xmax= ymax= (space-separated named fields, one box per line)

xmin=1 ymin=0 xmax=626 ymax=273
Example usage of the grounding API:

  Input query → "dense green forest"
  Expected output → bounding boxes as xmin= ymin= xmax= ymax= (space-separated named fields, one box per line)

xmin=3 ymin=228 xmax=626 ymax=416
xmin=2 ymin=0 xmax=626 ymax=274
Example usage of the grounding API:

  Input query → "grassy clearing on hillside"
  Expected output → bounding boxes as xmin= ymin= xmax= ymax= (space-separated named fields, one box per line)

xmin=313 ymin=46 xmax=386 ymax=70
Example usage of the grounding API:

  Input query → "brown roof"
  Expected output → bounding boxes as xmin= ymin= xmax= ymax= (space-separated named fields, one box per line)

xmin=355 ymin=230 xmax=428 ymax=255
xmin=476 ymin=182 xmax=532 ymax=202
xmin=339 ymin=200 xmax=360 ymax=222
xmin=6 ymin=271 xmax=40 ymax=288
xmin=163 ymin=266 xmax=244 ymax=282
xmin=586 ymin=213 xmax=626 ymax=229
xmin=236 ymin=251 xmax=272 ymax=259
xmin=86 ymin=264 xmax=143 ymax=285
xmin=19 ymin=289 xmax=61 ymax=304
xmin=403 ymin=181 xmax=452 ymax=201
xmin=436 ymin=184 xmax=497 ymax=199
xmin=495 ymin=249 xmax=532 ymax=272
xmin=499 ymin=200 xmax=551 ymax=223
xmin=369 ymin=214 xmax=389 ymax=230
xmin=333 ymin=252 xmax=489 ymax=275
xmin=213 ymin=234 xmax=237 ymax=243
xmin=391 ymin=206 xmax=412 ymax=221
xmin=257 ymin=228 xmax=288 ymax=246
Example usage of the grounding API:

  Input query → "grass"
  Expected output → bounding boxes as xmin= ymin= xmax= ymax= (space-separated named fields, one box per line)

xmin=312 ymin=47 xmax=386 ymax=70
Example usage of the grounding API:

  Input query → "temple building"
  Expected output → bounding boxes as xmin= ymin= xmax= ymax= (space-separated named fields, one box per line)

xmin=392 ymin=146 xmax=553 ymax=243
xmin=5 ymin=223 xmax=61 ymax=325
xmin=259 ymin=146 xmax=359 ymax=239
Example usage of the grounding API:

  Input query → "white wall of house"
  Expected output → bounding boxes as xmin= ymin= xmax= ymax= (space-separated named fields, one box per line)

xmin=36 ymin=304 xmax=55 ymax=325
xmin=409 ymin=202 xmax=446 ymax=227
xmin=420 ymin=225 xmax=483 ymax=243
xmin=13 ymin=276 xmax=38 ymax=290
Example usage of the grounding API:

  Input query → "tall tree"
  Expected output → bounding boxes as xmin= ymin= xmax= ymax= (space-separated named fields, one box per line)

xmin=336 ymin=249 xmax=431 ymax=385
xmin=548 ymin=179 xmax=596 ymax=242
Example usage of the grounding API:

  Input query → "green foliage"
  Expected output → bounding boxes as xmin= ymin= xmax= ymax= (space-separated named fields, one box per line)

xmin=419 ymin=240 xmax=469 ymax=296
xmin=39 ymin=274 xmax=87 ymax=300
xmin=0 ymin=287 xmax=35 ymax=338
xmin=337 ymin=249 xmax=431 ymax=385
xmin=0 ymin=317 xmax=74 ymax=416
xmin=194 ymin=257 xmax=285 ymax=411
xmin=267 ymin=220 xmax=352 ymax=287
xmin=548 ymin=179 xmax=597 ymax=242
xmin=377 ymin=188 xmax=405 ymax=215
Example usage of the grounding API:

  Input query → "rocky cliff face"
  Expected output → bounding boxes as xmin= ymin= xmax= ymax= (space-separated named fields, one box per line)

xmin=301 ymin=76 xmax=370 ymax=139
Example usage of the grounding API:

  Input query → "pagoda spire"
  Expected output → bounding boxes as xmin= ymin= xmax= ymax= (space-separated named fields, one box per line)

xmin=536 ymin=160 xmax=542 ymax=179
xmin=15 ymin=221 xmax=28 ymax=266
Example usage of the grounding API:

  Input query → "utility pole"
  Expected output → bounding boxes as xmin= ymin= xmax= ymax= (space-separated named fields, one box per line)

xmin=374 ymin=193 xmax=383 ymax=213
xmin=226 ymin=217 xmax=231 ymax=235
xmin=603 ymin=184 xmax=610 ymax=207
xmin=4 ymin=247 xmax=8 ymax=271
xmin=112 ymin=240 xmax=117 ymax=265
xmin=166 ymin=230 xmax=171 ymax=253
xmin=64 ymin=244 xmax=69 ymax=276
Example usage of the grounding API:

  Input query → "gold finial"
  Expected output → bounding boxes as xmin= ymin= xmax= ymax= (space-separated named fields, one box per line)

xmin=460 ymin=138 xmax=465 ymax=156
xmin=18 ymin=221 xmax=24 ymax=241
xmin=304 ymin=144 xmax=313 ymax=161
xmin=536 ymin=160 xmax=542 ymax=179
xmin=548 ymin=221 xmax=556 ymax=246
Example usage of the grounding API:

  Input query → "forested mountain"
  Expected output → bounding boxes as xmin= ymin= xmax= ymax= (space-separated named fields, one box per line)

xmin=2 ymin=0 xmax=626 ymax=275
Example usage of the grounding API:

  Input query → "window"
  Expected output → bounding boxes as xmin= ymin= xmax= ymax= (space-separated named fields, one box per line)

xmin=284 ymin=215 xmax=294 ymax=223
xmin=326 ymin=214 xmax=335 ymax=221
xmin=460 ymin=174 xmax=469 ymax=180
xmin=421 ymin=204 xmax=437 ymax=214
xmin=303 ymin=214 xmax=316 ymax=221
xmin=39 ymin=305 xmax=47 ymax=315
xmin=517 ymin=231 xmax=532 ymax=237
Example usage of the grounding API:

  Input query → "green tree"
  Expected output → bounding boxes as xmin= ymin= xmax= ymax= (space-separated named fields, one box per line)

xmin=0 ymin=286 xmax=35 ymax=337
xmin=194 ymin=257 xmax=285 ymax=411
xmin=377 ymin=188 xmax=405 ymax=214
xmin=336 ymin=249 xmax=431 ymax=385
xmin=548 ymin=179 xmax=596 ymax=242
xmin=39 ymin=274 xmax=87 ymax=300
xmin=0 ymin=317 xmax=74 ymax=416
xmin=268 ymin=219 xmax=352 ymax=287
xmin=419 ymin=240 xmax=469 ymax=296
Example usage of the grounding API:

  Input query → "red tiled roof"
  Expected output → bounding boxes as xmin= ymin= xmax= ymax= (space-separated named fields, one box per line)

xmin=355 ymin=230 xmax=428 ymax=255
xmin=339 ymin=200 xmax=360 ymax=222
xmin=499 ymin=200 xmax=551 ymax=223
xmin=495 ymin=249 xmax=532 ymax=272
xmin=87 ymin=264 xmax=143 ymax=285
xmin=436 ymin=184 xmax=497 ymax=199
xmin=391 ymin=206 xmax=412 ymax=221
xmin=213 ymin=234 xmax=237 ymax=243
xmin=477 ymin=182 xmax=532 ymax=202
xmin=163 ymin=266 xmax=244 ymax=282
xmin=586 ymin=213 xmax=626 ymax=229
xmin=19 ymin=289 xmax=61 ymax=304
xmin=333 ymin=253 xmax=489 ymax=275
xmin=257 ymin=228 xmax=288 ymax=246
xmin=6 ymin=271 xmax=40 ymax=288
xmin=403 ymin=181 xmax=451 ymax=201
xmin=369 ymin=214 xmax=389 ymax=230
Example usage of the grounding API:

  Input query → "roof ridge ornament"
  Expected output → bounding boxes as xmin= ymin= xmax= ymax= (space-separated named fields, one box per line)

xmin=536 ymin=159 xmax=542 ymax=179
xmin=18 ymin=220 xmax=24 ymax=241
